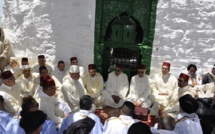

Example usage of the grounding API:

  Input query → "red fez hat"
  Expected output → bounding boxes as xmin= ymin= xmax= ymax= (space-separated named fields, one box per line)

xmin=162 ymin=62 xmax=171 ymax=68
xmin=138 ymin=64 xmax=146 ymax=69
xmin=40 ymin=75 xmax=51 ymax=87
xmin=88 ymin=64 xmax=96 ymax=70
xmin=38 ymin=55 xmax=45 ymax=59
xmin=21 ymin=57 xmax=28 ymax=62
xmin=46 ymin=79 xmax=55 ymax=87
xmin=2 ymin=70 xmax=13 ymax=79
xmin=179 ymin=73 xmax=189 ymax=81
xmin=40 ymin=75 xmax=51 ymax=82
xmin=115 ymin=64 xmax=123 ymax=70
xmin=70 ymin=57 xmax=77 ymax=62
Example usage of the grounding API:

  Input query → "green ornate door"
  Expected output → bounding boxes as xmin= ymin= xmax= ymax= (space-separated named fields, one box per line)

xmin=94 ymin=0 xmax=158 ymax=81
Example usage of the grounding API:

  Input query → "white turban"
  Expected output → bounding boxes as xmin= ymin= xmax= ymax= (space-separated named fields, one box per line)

xmin=70 ymin=65 xmax=80 ymax=73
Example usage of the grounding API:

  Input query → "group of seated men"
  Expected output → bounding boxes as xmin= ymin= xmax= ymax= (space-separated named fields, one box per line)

xmin=0 ymin=53 xmax=215 ymax=133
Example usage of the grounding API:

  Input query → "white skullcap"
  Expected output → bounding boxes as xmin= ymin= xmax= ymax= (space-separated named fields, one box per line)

xmin=70 ymin=65 xmax=80 ymax=73
xmin=21 ymin=65 xmax=30 ymax=70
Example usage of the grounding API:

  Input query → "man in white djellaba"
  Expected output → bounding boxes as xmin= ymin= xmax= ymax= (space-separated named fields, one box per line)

xmin=150 ymin=62 xmax=178 ymax=111
xmin=62 ymin=65 xmax=87 ymax=112
xmin=52 ymin=60 xmax=66 ymax=83
xmin=126 ymin=64 xmax=158 ymax=115
xmin=82 ymin=64 xmax=104 ymax=109
xmin=102 ymin=64 xmax=129 ymax=108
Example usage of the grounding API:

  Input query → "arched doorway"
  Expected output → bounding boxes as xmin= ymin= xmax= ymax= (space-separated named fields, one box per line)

xmin=94 ymin=0 xmax=158 ymax=81
xmin=102 ymin=13 xmax=143 ymax=81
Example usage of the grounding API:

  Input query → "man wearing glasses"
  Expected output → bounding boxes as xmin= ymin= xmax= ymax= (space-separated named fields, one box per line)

xmin=126 ymin=65 xmax=152 ymax=110
xmin=150 ymin=62 xmax=177 ymax=116
xmin=102 ymin=64 xmax=129 ymax=108
xmin=0 ymin=70 xmax=21 ymax=116
xmin=159 ymin=73 xmax=196 ymax=118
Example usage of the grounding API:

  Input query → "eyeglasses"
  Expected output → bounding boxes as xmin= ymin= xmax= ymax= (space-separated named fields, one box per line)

xmin=32 ymin=103 xmax=39 ymax=108
xmin=115 ymin=69 xmax=121 ymax=72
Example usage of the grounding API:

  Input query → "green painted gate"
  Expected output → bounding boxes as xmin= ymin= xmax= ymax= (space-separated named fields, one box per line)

xmin=94 ymin=0 xmax=158 ymax=81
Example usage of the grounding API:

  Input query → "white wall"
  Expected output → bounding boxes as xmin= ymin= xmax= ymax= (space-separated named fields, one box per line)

xmin=2 ymin=0 xmax=215 ymax=76
xmin=150 ymin=0 xmax=215 ymax=77
xmin=2 ymin=0 xmax=95 ymax=70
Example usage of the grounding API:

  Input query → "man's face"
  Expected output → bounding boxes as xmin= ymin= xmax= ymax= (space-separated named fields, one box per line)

xmin=23 ymin=69 xmax=31 ymax=78
xmin=21 ymin=61 xmax=29 ymax=66
xmin=38 ymin=58 xmax=46 ymax=66
xmin=89 ymin=69 xmax=96 ymax=77
xmin=70 ymin=72 xmax=80 ymax=80
xmin=71 ymin=60 xmax=78 ymax=65
xmin=47 ymin=86 xmax=56 ymax=96
xmin=115 ymin=67 xmax=122 ymax=76
xmin=178 ymin=77 xmax=187 ymax=88
xmin=40 ymin=69 xmax=48 ymax=76
xmin=137 ymin=69 xmax=146 ymax=77
xmin=162 ymin=65 xmax=169 ymax=76
xmin=9 ymin=60 xmax=18 ymax=68
xmin=58 ymin=63 xmax=65 ymax=71
xmin=188 ymin=67 xmax=196 ymax=77
xmin=5 ymin=76 xmax=16 ymax=86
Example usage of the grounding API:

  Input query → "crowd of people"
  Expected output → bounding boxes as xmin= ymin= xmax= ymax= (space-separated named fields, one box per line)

xmin=1 ymin=26 xmax=215 ymax=134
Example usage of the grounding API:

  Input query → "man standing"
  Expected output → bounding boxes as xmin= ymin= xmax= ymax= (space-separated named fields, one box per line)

xmin=102 ymin=64 xmax=129 ymax=108
xmin=103 ymin=101 xmax=138 ymax=134
xmin=52 ymin=60 xmax=66 ymax=83
xmin=0 ymin=71 xmax=21 ymax=116
xmin=32 ymin=55 xmax=53 ymax=74
xmin=202 ymin=64 xmax=215 ymax=84
xmin=127 ymin=64 xmax=151 ymax=108
xmin=0 ymin=27 xmax=13 ymax=71
xmin=150 ymin=62 xmax=177 ymax=109
xmin=160 ymin=73 xmax=196 ymax=118
xmin=62 ymin=65 xmax=87 ymax=112
xmin=82 ymin=64 xmax=104 ymax=108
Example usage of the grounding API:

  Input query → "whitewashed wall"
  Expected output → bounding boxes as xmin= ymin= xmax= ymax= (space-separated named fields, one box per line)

xmin=150 ymin=0 xmax=215 ymax=77
xmin=1 ymin=0 xmax=95 ymax=70
xmin=1 ymin=0 xmax=215 ymax=76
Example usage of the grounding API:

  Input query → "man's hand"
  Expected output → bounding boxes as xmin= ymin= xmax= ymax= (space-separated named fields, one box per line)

xmin=136 ymin=101 xmax=143 ymax=107
xmin=133 ymin=102 xmax=138 ymax=106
